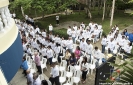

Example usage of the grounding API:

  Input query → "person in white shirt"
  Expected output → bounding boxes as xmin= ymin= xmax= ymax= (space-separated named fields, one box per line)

xmin=26 ymin=45 xmax=32 ymax=56
xmin=73 ymin=24 xmax=77 ymax=31
xmin=61 ymin=37 xmax=66 ymax=50
xmin=23 ymin=41 xmax=27 ymax=53
xmin=101 ymin=35 xmax=107 ymax=53
xmin=33 ymin=73 xmax=41 ymax=85
xmin=80 ymin=22 xmax=85 ymax=29
xmin=85 ymin=39 xmax=93 ymax=63
xmin=107 ymin=38 xmax=115 ymax=53
xmin=35 ymin=26 xmax=40 ymax=34
xmin=47 ymin=46 xmax=54 ymax=65
xmin=92 ymin=46 xmax=101 ymax=67
xmin=93 ymin=26 xmax=99 ymax=43
xmin=49 ymin=24 xmax=53 ymax=32
xmin=54 ymin=43 xmax=61 ymax=63
xmin=67 ymin=26 xmax=72 ymax=37
xmin=66 ymin=37 xmax=73 ymax=53
xmin=26 ymin=69 xmax=33 ymax=85
xmin=12 ymin=12 xmax=16 ymax=19
xmin=49 ymin=62 xmax=60 ymax=85
xmin=81 ymin=57 xmax=88 ymax=84
xmin=80 ymin=38 xmax=86 ymax=53
xmin=71 ymin=28 xmax=76 ymax=44
xmin=56 ymin=15 xmax=59 ymax=25
xmin=41 ymin=45 xmax=47 ymax=58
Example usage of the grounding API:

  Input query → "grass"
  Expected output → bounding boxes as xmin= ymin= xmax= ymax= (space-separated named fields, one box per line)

xmin=14 ymin=9 xmax=133 ymax=54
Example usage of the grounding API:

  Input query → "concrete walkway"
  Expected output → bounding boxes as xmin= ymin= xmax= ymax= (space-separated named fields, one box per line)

xmin=33 ymin=12 xmax=63 ymax=20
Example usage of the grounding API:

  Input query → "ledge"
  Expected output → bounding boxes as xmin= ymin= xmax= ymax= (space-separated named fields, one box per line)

xmin=0 ymin=19 xmax=18 ymax=54
xmin=0 ymin=0 xmax=9 ymax=8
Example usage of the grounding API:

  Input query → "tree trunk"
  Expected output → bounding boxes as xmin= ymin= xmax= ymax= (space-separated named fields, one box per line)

xmin=110 ymin=0 xmax=115 ymax=27
xmin=42 ymin=11 xmax=45 ymax=19
xmin=92 ymin=0 xmax=96 ymax=10
xmin=102 ymin=0 xmax=106 ymax=21
xmin=88 ymin=8 xmax=92 ymax=19
xmin=79 ymin=4 xmax=81 ymax=15
xmin=34 ymin=8 xmax=37 ymax=18
xmin=89 ymin=0 xmax=92 ymax=10
xmin=98 ymin=0 xmax=100 ymax=15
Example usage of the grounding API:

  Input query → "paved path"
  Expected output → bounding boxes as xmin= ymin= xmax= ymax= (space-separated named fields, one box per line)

xmin=33 ymin=12 xmax=63 ymax=20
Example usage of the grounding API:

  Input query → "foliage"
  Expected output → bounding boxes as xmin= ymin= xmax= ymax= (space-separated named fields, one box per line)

xmin=107 ymin=57 xmax=133 ymax=84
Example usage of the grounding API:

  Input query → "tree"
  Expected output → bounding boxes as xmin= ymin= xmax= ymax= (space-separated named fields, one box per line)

xmin=110 ymin=0 xmax=116 ymax=27
xmin=102 ymin=0 xmax=106 ymax=21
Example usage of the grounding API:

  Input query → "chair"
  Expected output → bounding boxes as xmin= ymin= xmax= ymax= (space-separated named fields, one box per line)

xmin=31 ymin=61 xmax=36 ymax=73
xmin=66 ymin=65 xmax=75 ymax=78
xmin=59 ymin=71 xmax=66 ymax=85
xmin=26 ymin=56 xmax=32 ymax=68
xmin=41 ymin=58 xmax=47 ymax=73
xmin=89 ymin=59 xmax=96 ymax=75
xmin=77 ymin=57 xmax=83 ymax=66
xmin=98 ymin=58 xmax=102 ymax=66
xmin=52 ymin=54 xmax=58 ymax=63
xmin=59 ymin=60 xmax=67 ymax=72
xmin=63 ymin=77 xmax=74 ymax=85
xmin=73 ymin=70 xmax=81 ymax=85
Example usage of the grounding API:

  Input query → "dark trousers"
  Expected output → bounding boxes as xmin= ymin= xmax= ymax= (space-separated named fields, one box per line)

xmin=49 ymin=76 xmax=60 ymax=85
xmin=82 ymin=71 xmax=88 ymax=81
xmin=56 ymin=20 xmax=59 ymax=24
xmin=48 ymin=57 xmax=53 ymax=65
xmin=102 ymin=45 xmax=106 ymax=53
xmin=23 ymin=70 xmax=27 ymax=76
xmin=36 ymin=65 xmax=42 ymax=74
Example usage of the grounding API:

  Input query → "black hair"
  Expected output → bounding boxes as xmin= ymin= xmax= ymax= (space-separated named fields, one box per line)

xmin=41 ymin=80 xmax=48 ymax=85
xmin=95 ymin=46 xmax=98 ymax=50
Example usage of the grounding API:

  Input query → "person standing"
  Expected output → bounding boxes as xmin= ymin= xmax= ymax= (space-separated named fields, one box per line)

xmin=49 ymin=24 xmax=53 ymax=33
xmin=46 ymin=46 xmax=54 ymax=65
xmin=21 ymin=56 xmax=28 ymax=76
xmin=34 ymin=52 xmax=42 ymax=74
xmin=81 ymin=57 xmax=88 ymax=84
xmin=101 ymin=35 xmax=107 ymax=53
xmin=33 ymin=73 xmax=41 ymax=85
xmin=56 ymin=15 xmax=59 ymax=25
xmin=26 ymin=69 xmax=33 ymax=85
xmin=49 ymin=62 xmax=60 ymax=85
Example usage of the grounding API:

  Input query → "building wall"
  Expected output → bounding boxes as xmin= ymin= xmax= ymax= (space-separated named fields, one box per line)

xmin=0 ymin=33 xmax=23 ymax=82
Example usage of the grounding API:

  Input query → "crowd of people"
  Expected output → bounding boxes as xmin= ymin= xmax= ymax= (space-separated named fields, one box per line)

xmin=18 ymin=14 xmax=133 ymax=85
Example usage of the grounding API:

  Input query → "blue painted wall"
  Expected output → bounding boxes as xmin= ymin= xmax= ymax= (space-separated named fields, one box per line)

xmin=0 ymin=33 xmax=23 ymax=82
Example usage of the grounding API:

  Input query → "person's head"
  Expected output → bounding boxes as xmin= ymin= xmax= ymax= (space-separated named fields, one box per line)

xmin=26 ymin=45 xmax=29 ymax=48
xmin=122 ymin=36 xmax=125 ymax=39
xmin=22 ymin=56 xmax=26 ymax=62
xmin=48 ymin=46 xmax=51 ymax=49
xmin=51 ymin=62 xmax=56 ymax=67
xmin=66 ymin=49 xmax=70 ymax=53
xmin=34 ymin=52 xmax=38 ymax=56
xmin=94 ymin=46 xmax=98 ymax=51
xmin=82 ymin=38 xmax=85 ymax=42
xmin=68 ymin=37 xmax=72 ymax=40
xmin=103 ymin=35 xmax=107 ymax=38
xmin=83 ymin=57 xmax=87 ymax=63
xmin=129 ymin=42 xmax=132 ymax=46
xmin=110 ymin=38 xmax=114 ymax=42
xmin=41 ymin=80 xmax=48 ymax=85
xmin=87 ymin=40 xmax=91 ymax=45
xmin=124 ymin=29 xmax=127 ymax=32
xmin=76 ymin=46 xmax=80 ymax=50
xmin=71 ymin=53 xmax=75 ymax=58
xmin=33 ymin=73 xmax=39 ymax=80
xmin=26 ymin=69 xmax=31 ymax=74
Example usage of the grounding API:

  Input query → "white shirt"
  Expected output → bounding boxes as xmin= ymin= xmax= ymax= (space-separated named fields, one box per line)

xmin=123 ymin=45 xmax=132 ymax=54
xmin=56 ymin=16 xmax=59 ymax=20
xmin=33 ymin=77 xmax=41 ymax=85
xmin=23 ymin=43 xmax=27 ymax=51
xmin=73 ymin=26 xmax=77 ymax=31
xmin=49 ymin=25 xmax=53 ymax=31
xmin=42 ymin=32 xmax=46 ymax=37
xmin=41 ymin=48 xmax=47 ymax=56
xmin=80 ymin=41 xmax=86 ymax=51
xmin=27 ymin=72 xmax=33 ymax=85
xmin=35 ymin=28 xmax=40 ymax=33
xmin=85 ymin=43 xmax=93 ymax=54
xmin=101 ymin=38 xmax=107 ymax=45
xmin=66 ymin=40 xmax=73 ymax=49
xmin=71 ymin=30 xmax=76 ymax=37
xmin=107 ymin=41 xmax=115 ymax=51
xmin=92 ymin=49 xmax=101 ymax=59
xmin=51 ymin=65 xmax=59 ymax=78
xmin=27 ymin=48 xmax=32 ymax=55
xmin=46 ymin=49 xmax=54 ymax=58
xmin=67 ymin=29 xmax=71 ymax=36
xmin=81 ymin=63 xmax=88 ymax=71
xmin=54 ymin=46 xmax=61 ymax=54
